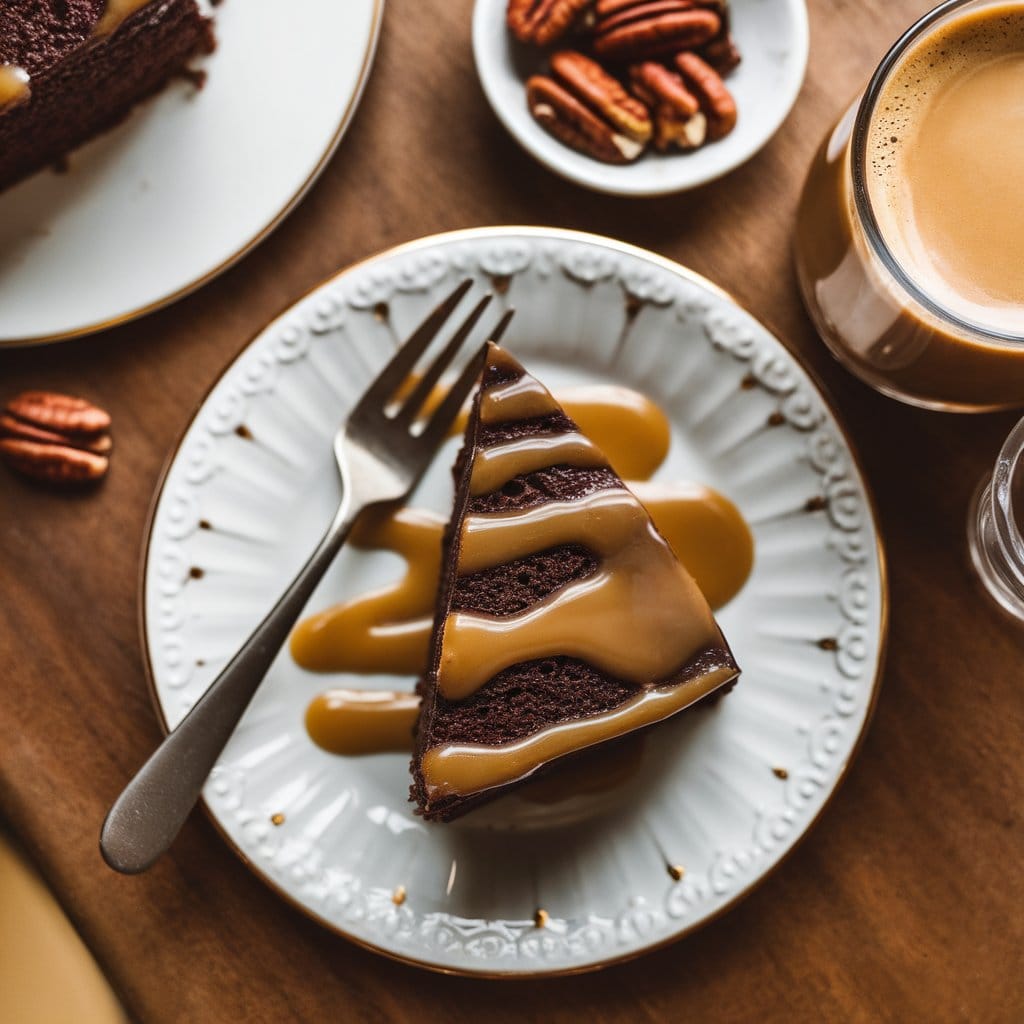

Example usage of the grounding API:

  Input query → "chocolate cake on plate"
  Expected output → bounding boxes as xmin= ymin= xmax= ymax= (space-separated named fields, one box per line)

xmin=0 ymin=0 xmax=214 ymax=193
xmin=411 ymin=343 xmax=739 ymax=822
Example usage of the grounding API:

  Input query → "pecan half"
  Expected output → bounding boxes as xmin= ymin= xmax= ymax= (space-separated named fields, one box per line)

xmin=0 ymin=438 xmax=109 ymax=484
xmin=594 ymin=0 xmax=740 ymax=67
xmin=596 ymin=0 xmax=699 ymax=16
xmin=551 ymin=50 xmax=652 ymax=142
xmin=593 ymin=8 xmax=720 ymax=61
xmin=527 ymin=74 xmax=646 ymax=163
xmin=5 ymin=390 xmax=111 ymax=436
xmin=630 ymin=61 xmax=698 ymax=116
xmin=1 ymin=390 xmax=112 ymax=485
xmin=0 ymin=412 xmax=112 ymax=454
xmin=629 ymin=62 xmax=706 ymax=150
xmin=595 ymin=0 xmax=699 ymax=34
xmin=507 ymin=0 xmax=591 ymax=45
xmin=676 ymin=51 xmax=737 ymax=139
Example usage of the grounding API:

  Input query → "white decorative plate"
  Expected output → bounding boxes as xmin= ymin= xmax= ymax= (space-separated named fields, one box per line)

xmin=143 ymin=227 xmax=886 ymax=976
xmin=0 ymin=0 xmax=383 ymax=346
xmin=472 ymin=0 xmax=808 ymax=195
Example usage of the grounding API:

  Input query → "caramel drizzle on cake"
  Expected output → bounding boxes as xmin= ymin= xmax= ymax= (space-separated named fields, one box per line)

xmin=420 ymin=345 xmax=736 ymax=800
xmin=420 ymin=667 xmax=735 ymax=798
xmin=0 ymin=66 xmax=30 ymax=111
xmin=439 ymin=488 xmax=720 ymax=700
xmin=290 ymin=384 xmax=752 ymax=681
xmin=92 ymin=0 xmax=159 ymax=38
xmin=292 ymin=372 xmax=751 ymax=797
xmin=468 ymin=431 xmax=606 ymax=495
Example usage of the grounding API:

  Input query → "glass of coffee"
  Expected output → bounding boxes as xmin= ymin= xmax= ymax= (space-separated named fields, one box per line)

xmin=794 ymin=0 xmax=1024 ymax=412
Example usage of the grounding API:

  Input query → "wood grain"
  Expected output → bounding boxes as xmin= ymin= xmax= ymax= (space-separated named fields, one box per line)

xmin=1 ymin=1 xmax=1022 ymax=1020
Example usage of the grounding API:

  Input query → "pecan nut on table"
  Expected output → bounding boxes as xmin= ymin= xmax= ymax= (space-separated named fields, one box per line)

xmin=0 ymin=391 xmax=112 ymax=485
xmin=509 ymin=0 xmax=740 ymax=163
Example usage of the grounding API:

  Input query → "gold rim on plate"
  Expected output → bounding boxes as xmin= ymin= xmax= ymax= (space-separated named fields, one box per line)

xmin=136 ymin=226 xmax=890 ymax=978
xmin=1 ymin=0 xmax=385 ymax=349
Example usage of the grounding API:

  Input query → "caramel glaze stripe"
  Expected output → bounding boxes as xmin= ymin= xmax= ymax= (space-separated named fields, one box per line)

xmin=92 ymin=0 xmax=156 ymax=37
xmin=0 ymin=66 xmax=30 ymax=110
xmin=437 ymin=491 xmax=721 ymax=700
xmin=460 ymin=486 xmax=634 ymax=573
xmin=479 ymin=374 xmax=561 ymax=424
xmin=468 ymin=432 xmax=606 ymax=496
xmin=421 ymin=666 xmax=736 ymax=799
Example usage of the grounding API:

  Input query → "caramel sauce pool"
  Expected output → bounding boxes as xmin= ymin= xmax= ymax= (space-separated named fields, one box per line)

xmin=305 ymin=690 xmax=419 ymax=756
xmin=293 ymin=384 xmax=753 ymax=759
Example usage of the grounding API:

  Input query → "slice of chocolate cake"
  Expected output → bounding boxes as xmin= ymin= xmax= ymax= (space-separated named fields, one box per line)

xmin=411 ymin=344 xmax=740 ymax=822
xmin=0 ymin=0 xmax=214 ymax=193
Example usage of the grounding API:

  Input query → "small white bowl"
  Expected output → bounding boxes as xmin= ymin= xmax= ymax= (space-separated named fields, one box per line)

xmin=472 ymin=0 xmax=809 ymax=196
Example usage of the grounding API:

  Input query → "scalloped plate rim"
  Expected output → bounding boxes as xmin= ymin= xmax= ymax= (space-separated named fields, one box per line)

xmin=140 ymin=226 xmax=888 ymax=977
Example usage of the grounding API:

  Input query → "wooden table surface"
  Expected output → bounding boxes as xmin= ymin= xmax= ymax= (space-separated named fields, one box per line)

xmin=1 ymin=1 xmax=1022 ymax=1020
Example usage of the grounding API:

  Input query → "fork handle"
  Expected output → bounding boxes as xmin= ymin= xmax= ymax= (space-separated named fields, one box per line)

xmin=100 ymin=501 xmax=360 ymax=874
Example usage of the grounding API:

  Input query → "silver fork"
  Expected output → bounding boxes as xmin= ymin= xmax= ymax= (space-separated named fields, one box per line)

xmin=101 ymin=279 xmax=513 ymax=874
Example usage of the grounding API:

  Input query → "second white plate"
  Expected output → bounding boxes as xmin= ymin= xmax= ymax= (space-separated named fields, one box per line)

xmin=143 ymin=227 xmax=886 ymax=975
xmin=0 ymin=0 xmax=383 ymax=345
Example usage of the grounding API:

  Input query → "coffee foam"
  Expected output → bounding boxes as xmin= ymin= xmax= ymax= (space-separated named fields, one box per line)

xmin=866 ymin=3 xmax=1024 ymax=335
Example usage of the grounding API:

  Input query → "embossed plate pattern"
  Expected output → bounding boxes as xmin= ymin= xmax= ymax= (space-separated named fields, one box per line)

xmin=143 ymin=228 xmax=886 ymax=976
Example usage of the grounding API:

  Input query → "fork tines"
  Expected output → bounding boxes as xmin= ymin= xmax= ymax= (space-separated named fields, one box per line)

xmin=353 ymin=279 xmax=515 ymax=443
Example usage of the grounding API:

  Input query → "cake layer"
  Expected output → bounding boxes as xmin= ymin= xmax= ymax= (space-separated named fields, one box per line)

xmin=453 ymin=543 xmax=599 ymax=616
xmin=0 ymin=0 xmax=213 ymax=192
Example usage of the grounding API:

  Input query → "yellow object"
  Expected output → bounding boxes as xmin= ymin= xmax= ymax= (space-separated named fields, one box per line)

xmin=0 ymin=835 xmax=125 ymax=1024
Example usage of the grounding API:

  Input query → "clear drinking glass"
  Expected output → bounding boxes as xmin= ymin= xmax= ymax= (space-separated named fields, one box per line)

xmin=793 ymin=0 xmax=1024 ymax=412
xmin=968 ymin=417 xmax=1024 ymax=621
